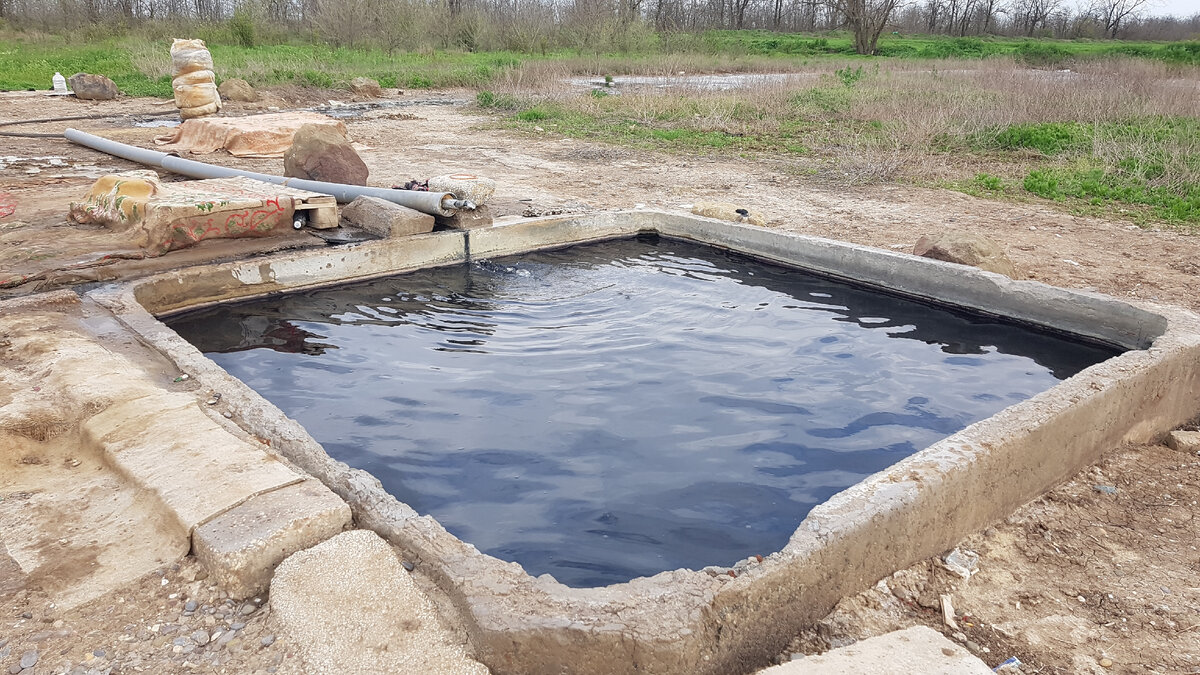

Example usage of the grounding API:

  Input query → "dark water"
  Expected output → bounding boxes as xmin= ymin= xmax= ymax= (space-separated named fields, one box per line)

xmin=167 ymin=235 xmax=1121 ymax=587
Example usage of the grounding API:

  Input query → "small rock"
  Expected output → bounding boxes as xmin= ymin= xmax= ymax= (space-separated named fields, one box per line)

xmin=1166 ymin=430 xmax=1200 ymax=454
xmin=401 ymin=561 xmax=415 ymax=572
xmin=191 ymin=629 xmax=210 ymax=646
xmin=231 ymin=622 xmax=246 ymax=631
xmin=966 ymin=640 xmax=982 ymax=653
xmin=1100 ymin=657 xmax=1113 ymax=668
xmin=67 ymin=73 xmax=119 ymax=100
xmin=348 ymin=77 xmax=383 ymax=98
xmin=913 ymin=230 xmax=1017 ymax=278
xmin=1093 ymin=485 xmax=1118 ymax=495
xmin=240 ymin=603 xmax=256 ymax=616
xmin=19 ymin=650 xmax=38 ymax=669
xmin=92 ymin=649 xmax=106 ymax=658
xmin=172 ymin=636 xmax=191 ymax=647
xmin=691 ymin=201 xmax=767 ymax=227
xmin=9 ymin=664 xmax=22 ymax=674
xmin=283 ymin=124 xmax=369 ymax=186
xmin=185 ymin=600 xmax=197 ymax=612
xmin=260 ymin=635 xmax=275 ymax=647
xmin=20 ymin=612 xmax=32 ymax=619
xmin=217 ymin=78 xmax=258 ymax=103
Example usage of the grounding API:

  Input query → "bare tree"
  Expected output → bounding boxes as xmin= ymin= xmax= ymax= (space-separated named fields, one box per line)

xmin=827 ymin=0 xmax=904 ymax=54
xmin=1011 ymin=0 xmax=1059 ymax=34
xmin=1091 ymin=0 xmax=1150 ymax=37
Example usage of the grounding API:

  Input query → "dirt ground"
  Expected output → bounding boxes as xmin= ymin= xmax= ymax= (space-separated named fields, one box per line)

xmin=1 ymin=88 xmax=1199 ymax=674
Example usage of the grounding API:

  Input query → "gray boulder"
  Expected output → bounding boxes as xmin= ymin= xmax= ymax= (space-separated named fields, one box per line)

xmin=68 ymin=73 xmax=118 ymax=100
xmin=913 ymin=230 xmax=1017 ymax=278
xmin=217 ymin=78 xmax=258 ymax=102
xmin=283 ymin=124 xmax=369 ymax=186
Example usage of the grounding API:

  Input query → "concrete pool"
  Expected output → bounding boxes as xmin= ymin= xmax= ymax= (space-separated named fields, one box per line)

xmin=88 ymin=210 xmax=1200 ymax=674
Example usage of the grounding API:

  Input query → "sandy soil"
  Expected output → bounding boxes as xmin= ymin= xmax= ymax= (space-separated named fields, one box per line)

xmin=1 ymin=89 xmax=1198 ymax=674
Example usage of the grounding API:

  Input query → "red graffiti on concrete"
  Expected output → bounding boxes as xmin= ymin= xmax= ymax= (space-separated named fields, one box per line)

xmin=158 ymin=197 xmax=289 ymax=255
xmin=0 ymin=192 xmax=16 ymax=219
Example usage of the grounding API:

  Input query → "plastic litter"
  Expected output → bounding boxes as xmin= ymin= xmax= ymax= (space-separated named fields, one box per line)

xmin=994 ymin=656 xmax=1022 ymax=672
xmin=52 ymin=72 xmax=67 ymax=93
xmin=942 ymin=548 xmax=980 ymax=579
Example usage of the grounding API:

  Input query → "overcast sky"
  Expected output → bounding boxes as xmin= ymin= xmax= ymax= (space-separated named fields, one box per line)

xmin=1135 ymin=0 xmax=1196 ymax=19
xmin=1057 ymin=0 xmax=1197 ymax=19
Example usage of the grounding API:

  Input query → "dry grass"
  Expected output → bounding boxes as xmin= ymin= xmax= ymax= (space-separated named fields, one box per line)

xmin=487 ymin=57 xmax=1199 ymax=191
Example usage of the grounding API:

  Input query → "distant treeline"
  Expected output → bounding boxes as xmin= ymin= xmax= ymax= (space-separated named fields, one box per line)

xmin=0 ymin=0 xmax=1196 ymax=54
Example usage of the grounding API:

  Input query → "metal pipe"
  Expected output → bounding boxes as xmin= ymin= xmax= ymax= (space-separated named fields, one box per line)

xmin=64 ymin=128 xmax=471 ymax=217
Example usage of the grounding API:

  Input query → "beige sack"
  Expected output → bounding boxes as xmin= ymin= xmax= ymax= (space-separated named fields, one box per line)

xmin=173 ymin=82 xmax=220 ymax=109
xmin=180 ymin=101 xmax=221 ymax=120
xmin=171 ymin=38 xmax=214 ymax=76
xmin=172 ymin=69 xmax=215 ymax=87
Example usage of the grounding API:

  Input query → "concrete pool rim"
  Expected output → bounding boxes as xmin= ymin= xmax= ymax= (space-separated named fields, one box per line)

xmin=87 ymin=209 xmax=1200 ymax=675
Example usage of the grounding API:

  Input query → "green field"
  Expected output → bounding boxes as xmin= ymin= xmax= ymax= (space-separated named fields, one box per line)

xmin=2 ymin=30 xmax=1197 ymax=96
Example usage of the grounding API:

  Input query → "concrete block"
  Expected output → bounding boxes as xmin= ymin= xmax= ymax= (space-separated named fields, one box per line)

xmin=1166 ymin=430 xmax=1200 ymax=454
xmin=341 ymin=196 xmax=435 ymax=238
xmin=270 ymin=530 xmax=488 ymax=673
xmin=436 ymin=204 xmax=493 ymax=230
xmin=757 ymin=626 xmax=993 ymax=675
xmin=193 ymin=478 xmax=352 ymax=599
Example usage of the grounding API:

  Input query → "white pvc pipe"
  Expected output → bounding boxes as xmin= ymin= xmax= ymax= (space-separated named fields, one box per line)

xmin=65 ymin=128 xmax=472 ymax=217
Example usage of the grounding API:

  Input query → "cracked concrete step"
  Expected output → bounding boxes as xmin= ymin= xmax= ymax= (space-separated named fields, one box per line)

xmin=194 ymin=478 xmax=351 ymax=599
xmin=1 ymin=292 xmax=353 ymax=605
xmin=759 ymin=626 xmax=994 ymax=674
xmin=82 ymin=392 xmax=303 ymax=534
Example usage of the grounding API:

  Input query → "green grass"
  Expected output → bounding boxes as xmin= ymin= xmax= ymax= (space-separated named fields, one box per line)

xmin=1023 ymin=165 xmax=1200 ymax=223
xmin=496 ymin=99 xmax=810 ymax=154
xmin=704 ymin=30 xmax=1200 ymax=65
xmin=0 ymin=35 xmax=529 ymax=96
xmin=3 ymin=29 xmax=1197 ymax=96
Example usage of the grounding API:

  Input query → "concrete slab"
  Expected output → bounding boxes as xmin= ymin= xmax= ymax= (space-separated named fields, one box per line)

xmin=269 ymin=530 xmax=488 ymax=675
xmin=758 ymin=626 xmax=993 ymax=675
xmin=193 ymin=478 xmax=352 ymax=599
xmin=82 ymin=393 xmax=303 ymax=533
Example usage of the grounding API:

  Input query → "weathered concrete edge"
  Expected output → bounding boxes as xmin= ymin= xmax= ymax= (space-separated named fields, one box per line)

xmin=646 ymin=211 xmax=1162 ymax=349
xmin=92 ymin=210 xmax=1200 ymax=675
xmin=133 ymin=229 xmax=467 ymax=316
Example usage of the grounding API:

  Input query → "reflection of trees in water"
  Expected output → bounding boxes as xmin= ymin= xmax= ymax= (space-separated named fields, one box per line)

xmin=168 ymin=262 xmax=514 ymax=355
xmin=169 ymin=237 xmax=1122 ymax=377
